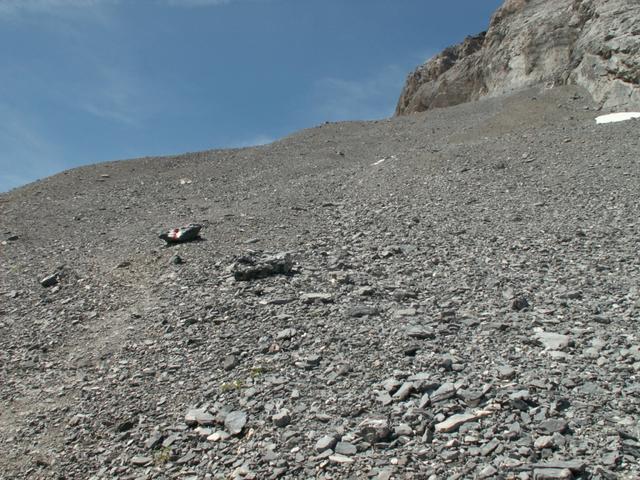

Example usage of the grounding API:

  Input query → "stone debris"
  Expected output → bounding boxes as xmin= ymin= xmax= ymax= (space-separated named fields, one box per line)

xmin=232 ymin=252 xmax=293 ymax=281
xmin=1 ymin=67 xmax=639 ymax=480
xmin=535 ymin=331 xmax=572 ymax=350
xmin=435 ymin=413 xmax=480 ymax=433
xmin=224 ymin=411 xmax=247 ymax=436
xmin=40 ymin=273 xmax=59 ymax=288
xmin=159 ymin=223 xmax=203 ymax=244
xmin=184 ymin=408 xmax=215 ymax=427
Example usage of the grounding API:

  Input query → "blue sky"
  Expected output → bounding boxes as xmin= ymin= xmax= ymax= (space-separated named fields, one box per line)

xmin=0 ymin=0 xmax=502 ymax=192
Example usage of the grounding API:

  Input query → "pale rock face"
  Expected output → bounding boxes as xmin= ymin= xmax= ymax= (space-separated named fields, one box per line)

xmin=396 ymin=0 xmax=640 ymax=115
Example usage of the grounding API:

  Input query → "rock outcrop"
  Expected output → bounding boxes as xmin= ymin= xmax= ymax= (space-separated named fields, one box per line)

xmin=396 ymin=0 xmax=640 ymax=115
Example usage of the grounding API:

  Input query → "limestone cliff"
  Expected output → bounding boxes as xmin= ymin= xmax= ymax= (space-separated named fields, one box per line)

xmin=396 ymin=0 xmax=640 ymax=115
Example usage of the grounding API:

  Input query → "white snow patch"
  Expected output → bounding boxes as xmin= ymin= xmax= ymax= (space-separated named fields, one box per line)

xmin=595 ymin=112 xmax=640 ymax=124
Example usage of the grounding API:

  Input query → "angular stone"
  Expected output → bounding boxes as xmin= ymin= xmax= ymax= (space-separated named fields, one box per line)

xmin=272 ymin=409 xmax=291 ymax=428
xmin=329 ymin=453 xmax=354 ymax=464
xmin=40 ymin=273 xmax=59 ymax=288
xmin=131 ymin=456 xmax=152 ymax=466
xmin=185 ymin=408 xmax=215 ymax=426
xmin=497 ymin=365 xmax=516 ymax=379
xmin=478 ymin=465 xmax=498 ymax=478
xmin=406 ymin=325 xmax=434 ymax=339
xmin=394 ymin=424 xmax=413 ymax=437
xmin=430 ymin=382 xmax=456 ymax=403
xmin=233 ymin=253 xmax=293 ymax=281
xmin=531 ymin=461 xmax=586 ymax=473
xmin=348 ymin=306 xmax=378 ymax=317
xmin=223 ymin=354 xmax=238 ymax=371
xmin=207 ymin=430 xmax=230 ymax=442
xmin=435 ymin=413 xmax=478 ymax=433
xmin=538 ymin=419 xmax=568 ymax=434
xmin=224 ymin=410 xmax=247 ymax=435
xmin=334 ymin=441 xmax=357 ymax=456
xmin=535 ymin=332 xmax=571 ymax=350
xmin=392 ymin=382 xmax=414 ymax=401
xmin=534 ymin=435 xmax=555 ymax=449
xmin=358 ymin=418 xmax=392 ymax=443
xmin=533 ymin=468 xmax=573 ymax=480
xmin=301 ymin=293 xmax=333 ymax=304
xmin=315 ymin=434 xmax=338 ymax=453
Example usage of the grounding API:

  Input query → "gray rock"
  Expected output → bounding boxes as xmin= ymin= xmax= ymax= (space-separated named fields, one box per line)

xmin=301 ymin=293 xmax=333 ymax=304
xmin=531 ymin=461 xmax=586 ymax=473
xmin=538 ymin=419 xmax=568 ymax=434
xmin=329 ymin=453 xmax=354 ymax=464
xmin=275 ymin=328 xmax=297 ymax=340
xmin=272 ymin=409 xmax=291 ymax=428
xmin=358 ymin=418 xmax=392 ymax=443
xmin=512 ymin=296 xmax=530 ymax=311
xmin=406 ymin=325 xmax=434 ymax=339
xmin=478 ymin=465 xmax=498 ymax=478
xmin=497 ymin=365 xmax=516 ymax=379
xmin=394 ymin=424 xmax=413 ymax=437
xmin=435 ymin=413 xmax=479 ymax=433
xmin=334 ymin=441 xmax=357 ymax=456
xmin=348 ymin=306 xmax=378 ymax=317
xmin=207 ymin=430 xmax=230 ymax=442
xmin=533 ymin=468 xmax=573 ymax=480
xmin=131 ymin=456 xmax=153 ymax=466
xmin=224 ymin=410 xmax=247 ymax=435
xmin=40 ymin=273 xmax=59 ymax=288
xmin=233 ymin=252 xmax=293 ymax=281
xmin=315 ymin=434 xmax=338 ymax=453
xmin=356 ymin=286 xmax=375 ymax=296
xmin=534 ymin=435 xmax=555 ymax=449
xmin=392 ymin=382 xmax=414 ymax=401
xmin=185 ymin=408 xmax=216 ymax=426
xmin=430 ymin=382 xmax=456 ymax=403
xmin=535 ymin=331 xmax=571 ymax=350
xmin=223 ymin=354 xmax=238 ymax=371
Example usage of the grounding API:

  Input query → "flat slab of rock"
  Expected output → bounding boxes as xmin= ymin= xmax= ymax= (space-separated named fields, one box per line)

xmin=535 ymin=331 xmax=571 ymax=350
xmin=232 ymin=253 xmax=293 ymax=281
xmin=435 ymin=411 xmax=490 ymax=433
xmin=131 ymin=456 xmax=152 ymax=466
xmin=406 ymin=325 xmax=434 ymax=339
xmin=224 ymin=411 xmax=247 ymax=436
xmin=315 ymin=434 xmax=338 ymax=453
xmin=301 ymin=293 xmax=333 ymax=304
xmin=185 ymin=408 xmax=215 ymax=427
xmin=533 ymin=468 xmax=573 ymax=480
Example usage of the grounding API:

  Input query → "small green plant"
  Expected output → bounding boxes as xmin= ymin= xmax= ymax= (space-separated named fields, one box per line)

xmin=221 ymin=379 xmax=245 ymax=392
xmin=250 ymin=366 xmax=265 ymax=378
xmin=154 ymin=447 xmax=171 ymax=465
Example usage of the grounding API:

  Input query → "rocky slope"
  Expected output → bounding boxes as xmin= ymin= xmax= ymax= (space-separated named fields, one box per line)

xmin=1 ymin=85 xmax=639 ymax=479
xmin=396 ymin=0 xmax=640 ymax=115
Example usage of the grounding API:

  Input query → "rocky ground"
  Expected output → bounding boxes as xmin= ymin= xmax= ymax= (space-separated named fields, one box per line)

xmin=0 ymin=85 xmax=639 ymax=479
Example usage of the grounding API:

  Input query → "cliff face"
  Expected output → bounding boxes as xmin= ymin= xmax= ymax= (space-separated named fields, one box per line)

xmin=396 ymin=0 xmax=640 ymax=115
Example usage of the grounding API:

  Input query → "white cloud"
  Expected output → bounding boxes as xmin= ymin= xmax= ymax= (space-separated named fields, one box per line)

xmin=311 ymin=65 xmax=407 ymax=122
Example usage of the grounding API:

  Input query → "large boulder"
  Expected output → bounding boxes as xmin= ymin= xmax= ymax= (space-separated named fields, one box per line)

xmin=395 ymin=0 xmax=640 ymax=115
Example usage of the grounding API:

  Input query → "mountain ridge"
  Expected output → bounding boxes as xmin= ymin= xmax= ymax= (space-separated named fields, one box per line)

xmin=396 ymin=0 xmax=640 ymax=115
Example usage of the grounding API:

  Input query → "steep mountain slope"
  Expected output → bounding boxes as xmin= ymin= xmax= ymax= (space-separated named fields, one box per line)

xmin=396 ymin=0 xmax=640 ymax=115
xmin=1 ymin=85 xmax=639 ymax=479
